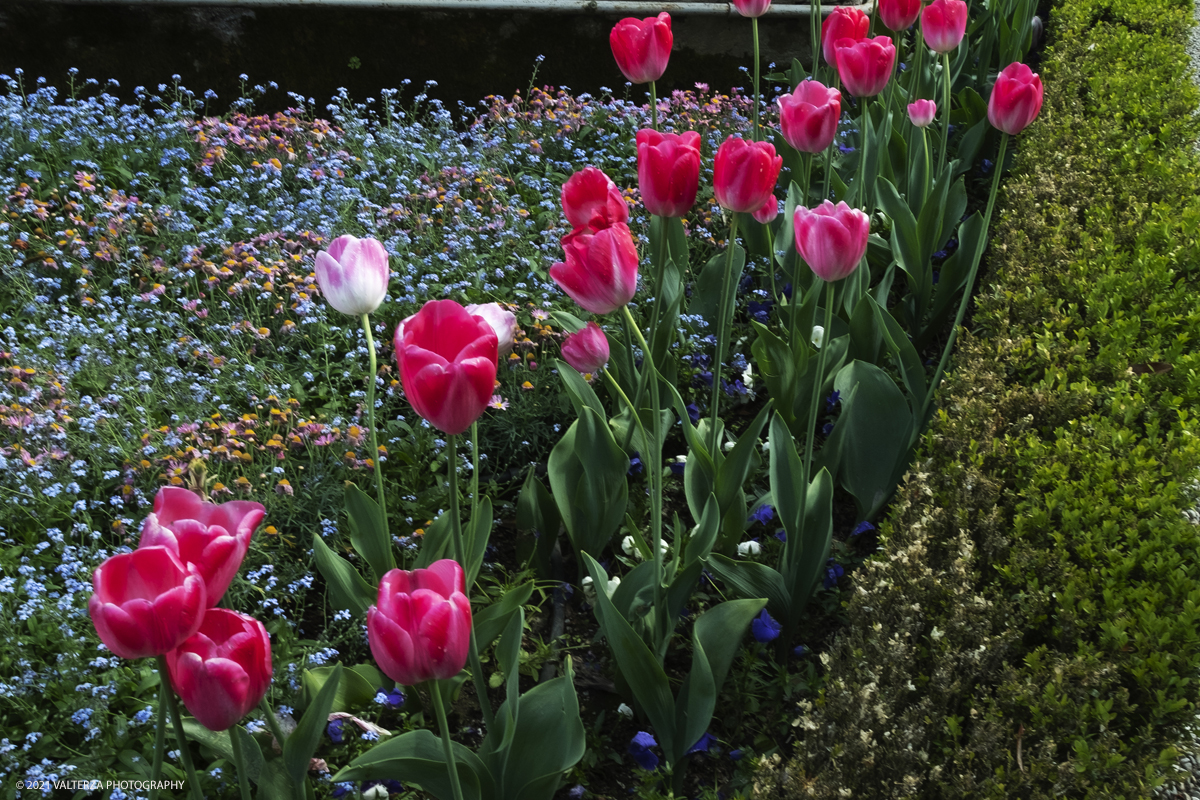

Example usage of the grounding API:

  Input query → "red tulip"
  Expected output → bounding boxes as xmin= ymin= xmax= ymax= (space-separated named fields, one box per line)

xmin=636 ymin=129 xmax=701 ymax=218
xmin=908 ymin=99 xmax=938 ymax=128
xmin=921 ymin=0 xmax=969 ymax=53
xmin=561 ymin=322 xmax=611 ymax=374
xmin=550 ymin=223 xmax=640 ymax=315
xmin=879 ymin=0 xmax=922 ymax=32
xmin=821 ymin=7 xmax=869 ymax=66
xmin=166 ymin=608 xmax=272 ymax=732
xmin=395 ymin=300 xmax=498 ymax=435
xmin=561 ymin=167 xmax=628 ymax=233
xmin=368 ymin=560 xmax=472 ymax=686
xmin=752 ymin=197 xmax=780 ymax=225
xmin=793 ymin=201 xmax=871 ymax=282
xmin=610 ymin=13 xmax=673 ymax=84
xmin=835 ymin=36 xmax=897 ymax=98
xmin=138 ymin=487 xmax=265 ymax=608
xmin=732 ymin=0 xmax=771 ymax=17
xmin=987 ymin=62 xmax=1043 ymax=135
xmin=314 ymin=235 xmax=390 ymax=316
xmin=713 ymin=136 xmax=783 ymax=214
xmin=89 ymin=547 xmax=207 ymax=660
xmin=777 ymin=81 xmax=842 ymax=154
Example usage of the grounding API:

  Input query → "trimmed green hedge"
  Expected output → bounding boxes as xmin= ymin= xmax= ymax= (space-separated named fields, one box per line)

xmin=758 ymin=0 xmax=1200 ymax=795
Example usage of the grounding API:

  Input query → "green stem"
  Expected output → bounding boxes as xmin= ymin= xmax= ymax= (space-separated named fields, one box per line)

xmin=803 ymin=282 xmax=835 ymax=488
xmin=470 ymin=420 xmax=480 ymax=528
xmin=430 ymin=681 xmax=466 ymax=800
xmin=922 ymin=127 xmax=932 ymax=207
xmin=445 ymin=432 xmax=495 ymax=734
xmin=158 ymin=655 xmax=206 ymax=800
xmin=650 ymin=80 xmax=658 ymax=131
xmin=622 ymin=216 xmax=672 ymax=453
xmin=361 ymin=313 xmax=388 ymax=524
xmin=858 ymin=100 xmax=871 ymax=212
xmin=259 ymin=698 xmax=290 ymax=755
xmin=810 ymin=0 xmax=821 ymax=77
xmin=938 ymin=51 xmax=952 ymax=168
xmin=822 ymin=144 xmax=834 ymax=203
xmin=752 ymin=17 xmax=762 ymax=141
xmin=921 ymin=132 xmax=1009 ymax=423
xmin=620 ymin=306 xmax=667 ymax=656
xmin=229 ymin=727 xmax=253 ymax=800
xmin=149 ymin=664 xmax=168 ymax=800
xmin=910 ymin=31 xmax=926 ymax=102
xmin=709 ymin=213 xmax=742 ymax=456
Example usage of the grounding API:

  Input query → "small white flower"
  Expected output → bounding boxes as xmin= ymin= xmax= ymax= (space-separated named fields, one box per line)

xmin=737 ymin=540 xmax=762 ymax=557
xmin=581 ymin=576 xmax=597 ymax=605
xmin=930 ymin=626 xmax=944 ymax=641
xmin=362 ymin=785 xmax=389 ymax=800
xmin=621 ymin=535 xmax=638 ymax=557
xmin=741 ymin=362 xmax=754 ymax=391
xmin=606 ymin=576 xmax=622 ymax=597
xmin=618 ymin=703 xmax=634 ymax=719
xmin=811 ymin=325 xmax=825 ymax=349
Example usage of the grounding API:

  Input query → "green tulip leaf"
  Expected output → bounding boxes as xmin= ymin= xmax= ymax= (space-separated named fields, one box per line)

xmin=302 ymin=663 xmax=376 ymax=713
xmin=334 ymin=729 xmax=488 ymax=800
xmin=705 ymin=553 xmax=792 ymax=623
xmin=311 ymin=532 xmax=374 ymax=617
xmin=344 ymin=482 xmax=394 ymax=581
xmin=473 ymin=581 xmax=535 ymax=653
xmin=285 ymin=663 xmax=341 ymax=786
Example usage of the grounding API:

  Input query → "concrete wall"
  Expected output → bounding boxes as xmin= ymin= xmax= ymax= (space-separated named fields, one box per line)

xmin=0 ymin=1 xmax=835 ymax=111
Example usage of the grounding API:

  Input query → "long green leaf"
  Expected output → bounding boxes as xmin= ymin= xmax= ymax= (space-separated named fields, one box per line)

xmin=334 ymin=729 xmax=488 ymax=800
xmin=285 ymin=663 xmax=342 ymax=786
xmin=464 ymin=497 xmax=493 ymax=588
xmin=705 ymin=553 xmax=792 ymax=622
xmin=473 ymin=581 xmax=535 ymax=652
xmin=311 ymin=533 xmax=374 ymax=617
xmin=344 ymin=483 xmax=394 ymax=581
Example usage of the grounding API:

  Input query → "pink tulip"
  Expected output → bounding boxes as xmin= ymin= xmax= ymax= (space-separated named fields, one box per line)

xmin=561 ymin=322 xmax=611 ymax=374
xmin=778 ymin=81 xmax=842 ymax=154
xmin=368 ymin=560 xmax=472 ymax=686
xmin=879 ymin=0 xmax=922 ymax=32
xmin=395 ymin=300 xmax=498 ymax=436
xmin=636 ymin=129 xmax=701 ymax=218
xmin=821 ymin=7 xmax=869 ymax=66
xmin=464 ymin=302 xmax=518 ymax=358
xmin=732 ymin=0 xmax=771 ymax=17
xmin=89 ymin=547 xmax=207 ymax=660
xmin=921 ymin=0 xmax=969 ymax=53
xmin=550 ymin=223 xmax=640 ymax=315
xmin=561 ymin=167 xmax=628 ymax=233
xmin=610 ymin=13 xmax=673 ymax=84
xmin=793 ymin=201 xmax=871 ymax=282
xmin=908 ymin=99 xmax=938 ymax=128
xmin=987 ymin=62 xmax=1043 ymax=135
xmin=167 ymin=608 xmax=272 ymax=732
xmin=713 ymin=136 xmax=783 ymax=214
xmin=752 ymin=197 xmax=780 ymax=224
xmin=138 ymin=487 xmax=265 ymax=608
xmin=314 ymin=235 xmax=390 ymax=316
xmin=835 ymin=36 xmax=897 ymax=98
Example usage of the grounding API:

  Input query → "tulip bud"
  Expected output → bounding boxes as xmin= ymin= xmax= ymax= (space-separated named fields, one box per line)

xmin=314 ymin=235 xmax=390 ymax=316
xmin=561 ymin=322 xmax=611 ymax=374
xmin=713 ymin=136 xmax=783 ymax=214
xmin=835 ymin=36 xmax=897 ymax=98
xmin=550 ymin=224 xmax=640 ymax=315
xmin=778 ymin=81 xmax=842 ymax=154
xmin=987 ymin=62 xmax=1044 ymax=135
xmin=610 ymin=13 xmax=673 ymax=84
xmin=368 ymin=560 xmax=472 ymax=686
xmin=561 ymin=167 xmax=628 ymax=233
xmin=636 ymin=129 xmax=701 ymax=218
xmin=167 ymin=608 xmax=273 ymax=731
xmin=793 ymin=201 xmax=871 ymax=282
xmin=921 ymin=0 xmax=969 ymax=54
xmin=821 ymin=7 xmax=869 ymax=66
xmin=752 ymin=197 xmax=780 ymax=225
xmin=89 ymin=547 xmax=207 ymax=660
xmin=879 ymin=0 xmax=922 ymax=32
xmin=138 ymin=486 xmax=265 ymax=608
xmin=394 ymin=299 xmax=498 ymax=435
xmin=732 ymin=0 xmax=771 ymax=17
xmin=907 ymin=99 xmax=938 ymax=128
xmin=464 ymin=303 xmax=518 ymax=358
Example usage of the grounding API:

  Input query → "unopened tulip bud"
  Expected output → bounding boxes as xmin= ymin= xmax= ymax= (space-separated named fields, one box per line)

xmin=908 ymin=99 xmax=938 ymax=128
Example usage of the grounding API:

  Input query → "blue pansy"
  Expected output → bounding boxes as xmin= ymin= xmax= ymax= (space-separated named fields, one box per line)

xmin=851 ymin=520 xmax=876 ymax=536
xmin=824 ymin=561 xmax=844 ymax=589
xmin=825 ymin=390 xmax=841 ymax=412
xmin=628 ymin=731 xmax=659 ymax=771
xmin=686 ymin=403 xmax=701 ymax=424
xmin=327 ymin=719 xmax=345 ymax=744
xmin=628 ymin=454 xmax=643 ymax=476
xmin=750 ymin=609 xmax=781 ymax=643
xmin=687 ymin=731 xmax=719 ymax=754
xmin=749 ymin=504 xmax=775 ymax=525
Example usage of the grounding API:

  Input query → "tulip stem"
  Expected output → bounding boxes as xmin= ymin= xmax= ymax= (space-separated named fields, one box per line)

xmin=470 ymin=420 xmax=480 ymax=528
xmin=803 ymin=280 xmax=834 ymax=489
xmin=158 ymin=655 xmax=206 ymax=800
xmin=149 ymin=665 xmax=168 ymax=800
xmin=621 ymin=215 xmax=672 ymax=455
xmin=938 ymin=51 xmax=952 ymax=168
xmin=921 ymin=132 xmax=1009 ymax=424
xmin=709 ymin=213 xmax=741 ymax=458
xmin=858 ymin=103 xmax=871 ymax=212
xmin=620 ymin=305 xmax=668 ymax=655
xmin=259 ymin=698 xmax=290 ymax=753
xmin=922 ymin=127 xmax=932 ymax=207
xmin=752 ymin=17 xmax=762 ymax=141
xmin=810 ymin=0 xmax=820 ymax=77
xmin=229 ymin=727 xmax=253 ymax=800
xmin=360 ymin=313 xmax=388 ymax=527
xmin=910 ymin=31 xmax=926 ymax=102
xmin=822 ymin=144 xmax=834 ymax=203
xmin=650 ymin=80 xmax=658 ymax=131
xmin=445 ymin=432 xmax=495 ymax=734
xmin=430 ymin=681 xmax=467 ymax=800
